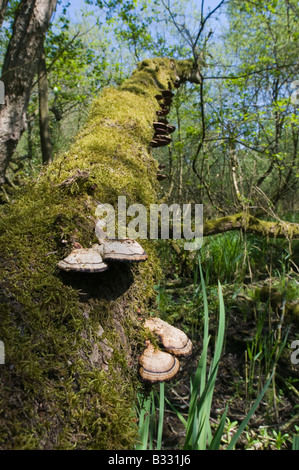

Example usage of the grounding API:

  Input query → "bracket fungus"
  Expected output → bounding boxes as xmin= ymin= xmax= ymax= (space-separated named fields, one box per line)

xmin=153 ymin=122 xmax=176 ymax=136
xmin=58 ymin=222 xmax=148 ymax=272
xmin=144 ymin=317 xmax=192 ymax=357
xmin=150 ymin=88 xmax=175 ymax=148
xmin=153 ymin=124 xmax=169 ymax=135
xmin=156 ymin=173 xmax=167 ymax=181
xmin=138 ymin=341 xmax=180 ymax=383
xmin=57 ymin=244 xmax=109 ymax=273
xmin=161 ymin=97 xmax=173 ymax=107
xmin=156 ymin=108 xmax=170 ymax=117
xmin=166 ymin=125 xmax=176 ymax=134
xmin=157 ymin=118 xmax=168 ymax=125
xmin=94 ymin=219 xmax=148 ymax=262
xmin=161 ymin=90 xmax=174 ymax=99
xmin=99 ymin=238 xmax=148 ymax=262
xmin=150 ymin=135 xmax=172 ymax=148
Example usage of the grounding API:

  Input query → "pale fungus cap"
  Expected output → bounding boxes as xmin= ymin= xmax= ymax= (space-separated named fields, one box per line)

xmin=57 ymin=245 xmax=109 ymax=273
xmin=99 ymin=238 xmax=148 ymax=262
xmin=139 ymin=341 xmax=180 ymax=383
xmin=58 ymin=224 xmax=148 ymax=272
xmin=144 ymin=317 xmax=192 ymax=357
xmin=94 ymin=217 xmax=148 ymax=262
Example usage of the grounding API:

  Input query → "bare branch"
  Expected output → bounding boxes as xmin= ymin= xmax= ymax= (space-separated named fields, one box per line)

xmin=203 ymin=61 xmax=299 ymax=80
xmin=193 ymin=0 xmax=226 ymax=52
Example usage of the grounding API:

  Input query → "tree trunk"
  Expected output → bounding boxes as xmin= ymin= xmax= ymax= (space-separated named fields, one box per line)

xmin=0 ymin=56 xmax=298 ymax=449
xmin=38 ymin=43 xmax=53 ymax=165
xmin=0 ymin=58 xmax=199 ymax=450
xmin=0 ymin=0 xmax=57 ymax=184
xmin=0 ymin=0 xmax=8 ymax=27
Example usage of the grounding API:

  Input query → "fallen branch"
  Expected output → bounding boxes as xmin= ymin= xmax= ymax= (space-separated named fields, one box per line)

xmin=203 ymin=212 xmax=299 ymax=240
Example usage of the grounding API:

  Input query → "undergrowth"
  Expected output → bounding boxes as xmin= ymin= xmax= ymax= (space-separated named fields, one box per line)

xmin=135 ymin=230 xmax=299 ymax=450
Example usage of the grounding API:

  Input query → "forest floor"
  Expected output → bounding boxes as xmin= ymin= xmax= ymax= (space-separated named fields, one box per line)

xmin=154 ymin=276 xmax=299 ymax=450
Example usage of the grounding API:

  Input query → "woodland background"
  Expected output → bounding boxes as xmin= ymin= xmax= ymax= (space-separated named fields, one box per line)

xmin=0 ymin=0 xmax=298 ymax=450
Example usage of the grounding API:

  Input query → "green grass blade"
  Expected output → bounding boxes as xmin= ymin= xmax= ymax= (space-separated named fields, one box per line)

xmin=148 ymin=392 xmax=155 ymax=450
xmin=136 ymin=394 xmax=152 ymax=450
xmin=192 ymin=258 xmax=210 ymax=450
xmin=292 ymin=435 xmax=299 ymax=450
xmin=164 ymin=397 xmax=188 ymax=428
xmin=210 ymin=282 xmax=225 ymax=374
xmin=187 ymin=336 xmax=210 ymax=422
xmin=184 ymin=260 xmax=226 ymax=450
xmin=156 ymin=383 xmax=165 ymax=450
xmin=198 ymin=258 xmax=209 ymax=394
xmin=226 ymin=371 xmax=274 ymax=450
xmin=196 ymin=281 xmax=226 ymax=449
xmin=209 ymin=405 xmax=228 ymax=450
xmin=184 ymin=361 xmax=220 ymax=449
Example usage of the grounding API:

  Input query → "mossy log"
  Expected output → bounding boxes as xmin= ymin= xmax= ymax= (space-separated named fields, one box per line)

xmin=0 ymin=58 xmax=199 ymax=450
xmin=204 ymin=212 xmax=299 ymax=239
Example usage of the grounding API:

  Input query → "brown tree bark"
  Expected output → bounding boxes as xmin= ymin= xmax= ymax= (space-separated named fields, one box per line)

xmin=0 ymin=0 xmax=57 ymax=183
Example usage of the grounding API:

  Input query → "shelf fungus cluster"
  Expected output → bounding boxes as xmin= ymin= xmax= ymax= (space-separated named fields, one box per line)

xmin=151 ymin=90 xmax=175 ymax=150
xmin=150 ymin=89 xmax=176 ymax=181
xmin=139 ymin=317 xmax=192 ymax=384
xmin=57 ymin=238 xmax=148 ymax=273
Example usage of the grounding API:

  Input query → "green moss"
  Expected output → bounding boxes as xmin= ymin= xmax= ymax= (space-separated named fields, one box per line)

xmin=121 ymin=58 xmax=178 ymax=95
xmin=0 ymin=58 xmax=185 ymax=450
xmin=175 ymin=59 xmax=195 ymax=78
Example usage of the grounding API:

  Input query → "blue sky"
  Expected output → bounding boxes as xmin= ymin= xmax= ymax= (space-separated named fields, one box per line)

xmin=55 ymin=0 xmax=228 ymax=24
xmin=53 ymin=0 xmax=228 ymax=46
xmin=56 ymin=0 xmax=226 ymax=12
xmin=66 ymin=0 xmax=225 ymax=9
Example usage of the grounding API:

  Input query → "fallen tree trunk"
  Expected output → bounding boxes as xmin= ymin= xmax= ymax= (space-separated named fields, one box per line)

xmin=0 ymin=58 xmax=199 ymax=450
xmin=165 ymin=210 xmax=299 ymax=243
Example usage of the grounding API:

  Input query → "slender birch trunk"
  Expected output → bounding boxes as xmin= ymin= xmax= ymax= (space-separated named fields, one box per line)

xmin=0 ymin=0 xmax=57 ymax=183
